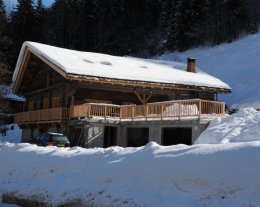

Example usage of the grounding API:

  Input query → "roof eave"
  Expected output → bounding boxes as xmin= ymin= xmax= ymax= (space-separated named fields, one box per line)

xmin=67 ymin=73 xmax=231 ymax=94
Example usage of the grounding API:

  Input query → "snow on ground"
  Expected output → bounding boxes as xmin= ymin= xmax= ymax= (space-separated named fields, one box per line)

xmin=0 ymin=141 xmax=260 ymax=207
xmin=196 ymin=108 xmax=260 ymax=144
xmin=158 ymin=32 xmax=260 ymax=109
xmin=0 ymin=124 xmax=22 ymax=143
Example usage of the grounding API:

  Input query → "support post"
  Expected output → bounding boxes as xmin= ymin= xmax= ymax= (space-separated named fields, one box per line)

xmin=199 ymin=99 xmax=202 ymax=119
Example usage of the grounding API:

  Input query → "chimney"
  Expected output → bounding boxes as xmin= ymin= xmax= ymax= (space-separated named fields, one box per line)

xmin=187 ymin=58 xmax=196 ymax=73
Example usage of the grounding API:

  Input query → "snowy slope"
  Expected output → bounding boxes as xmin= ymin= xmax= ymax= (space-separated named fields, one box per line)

xmin=158 ymin=32 xmax=260 ymax=108
xmin=1 ymin=142 xmax=260 ymax=207
xmin=195 ymin=108 xmax=260 ymax=144
xmin=12 ymin=42 xmax=230 ymax=90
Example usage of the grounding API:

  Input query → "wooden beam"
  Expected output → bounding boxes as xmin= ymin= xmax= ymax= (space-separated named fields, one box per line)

xmin=134 ymin=91 xmax=145 ymax=104
xmin=77 ymin=81 xmax=180 ymax=96
xmin=144 ymin=94 xmax=153 ymax=103
xmin=23 ymin=83 xmax=71 ymax=96
xmin=134 ymin=91 xmax=153 ymax=104
xmin=13 ymin=49 xmax=32 ymax=93
xmin=69 ymin=74 xmax=231 ymax=94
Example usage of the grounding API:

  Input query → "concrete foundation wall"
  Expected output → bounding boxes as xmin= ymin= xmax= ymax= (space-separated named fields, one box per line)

xmin=118 ymin=119 xmax=209 ymax=147
xmin=21 ymin=124 xmax=67 ymax=143
xmin=21 ymin=119 xmax=209 ymax=147
xmin=21 ymin=128 xmax=32 ymax=143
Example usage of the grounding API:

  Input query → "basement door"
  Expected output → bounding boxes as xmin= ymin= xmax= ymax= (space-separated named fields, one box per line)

xmin=104 ymin=127 xmax=117 ymax=148
xmin=162 ymin=127 xmax=192 ymax=146
xmin=127 ymin=127 xmax=149 ymax=147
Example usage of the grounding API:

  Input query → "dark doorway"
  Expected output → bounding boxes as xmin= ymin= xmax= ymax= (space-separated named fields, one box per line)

xmin=127 ymin=127 xmax=149 ymax=147
xmin=162 ymin=127 xmax=192 ymax=146
xmin=104 ymin=127 xmax=117 ymax=148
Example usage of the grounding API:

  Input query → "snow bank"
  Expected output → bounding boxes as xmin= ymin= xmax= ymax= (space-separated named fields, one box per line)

xmin=158 ymin=32 xmax=260 ymax=107
xmin=0 ymin=124 xmax=22 ymax=143
xmin=195 ymin=108 xmax=260 ymax=144
xmin=1 ymin=141 xmax=260 ymax=206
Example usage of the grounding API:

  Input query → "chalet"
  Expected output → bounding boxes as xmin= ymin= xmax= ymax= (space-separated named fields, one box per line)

xmin=12 ymin=42 xmax=231 ymax=147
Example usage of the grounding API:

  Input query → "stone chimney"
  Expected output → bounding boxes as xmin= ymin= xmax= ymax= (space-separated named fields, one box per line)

xmin=187 ymin=58 xmax=196 ymax=73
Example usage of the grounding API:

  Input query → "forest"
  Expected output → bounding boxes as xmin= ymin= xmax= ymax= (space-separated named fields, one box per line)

xmin=0 ymin=0 xmax=260 ymax=85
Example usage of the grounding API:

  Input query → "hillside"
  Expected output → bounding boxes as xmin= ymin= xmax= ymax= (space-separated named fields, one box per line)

xmin=158 ymin=32 xmax=260 ymax=109
xmin=196 ymin=108 xmax=260 ymax=144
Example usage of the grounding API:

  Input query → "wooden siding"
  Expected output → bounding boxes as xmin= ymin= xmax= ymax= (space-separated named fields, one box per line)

xmin=52 ymin=97 xmax=60 ymax=108
xmin=28 ymin=101 xmax=35 ymax=111
xmin=43 ymin=98 xmax=49 ymax=109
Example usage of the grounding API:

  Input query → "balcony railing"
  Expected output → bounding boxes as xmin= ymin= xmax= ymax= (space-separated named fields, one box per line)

xmin=69 ymin=103 xmax=120 ymax=120
xmin=120 ymin=99 xmax=225 ymax=120
xmin=14 ymin=99 xmax=225 ymax=124
xmin=14 ymin=107 xmax=69 ymax=124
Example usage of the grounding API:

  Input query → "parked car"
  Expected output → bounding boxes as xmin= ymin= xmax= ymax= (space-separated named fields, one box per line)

xmin=31 ymin=132 xmax=70 ymax=147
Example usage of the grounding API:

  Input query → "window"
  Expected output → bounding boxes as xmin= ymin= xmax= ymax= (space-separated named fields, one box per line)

xmin=52 ymin=97 xmax=60 ymax=108
xmin=28 ymin=101 xmax=35 ymax=111
xmin=43 ymin=98 xmax=49 ymax=109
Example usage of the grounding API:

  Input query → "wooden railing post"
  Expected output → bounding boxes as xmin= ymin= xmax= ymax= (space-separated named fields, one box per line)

xmin=160 ymin=104 xmax=163 ymax=121
xmin=88 ymin=104 xmax=91 ymax=118
xmin=178 ymin=101 xmax=181 ymax=120
xmin=104 ymin=105 xmax=107 ymax=120
xmin=145 ymin=104 xmax=148 ymax=121
xmin=120 ymin=106 xmax=122 ymax=120
xmin=131 ymin=105 xmax=134 ymax=121
xmin=222 ymin=102 xmax=225 ymax=116
xmin=199 ymin=99 xmax=202 ymax=119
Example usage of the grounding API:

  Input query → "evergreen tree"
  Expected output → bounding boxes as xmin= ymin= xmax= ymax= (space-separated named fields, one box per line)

xmin=0 ymin=0 xmax=6 ymax=33
xmin=208 ymin=0 xmax=226 ymax=44
xmin=225 ymin=0 xmax=249 ymax=42
xmin=0 ymin=0 xmax=12 ymax=84
xmin=173 ymin=0 xmax=210 ymax=51
xmin=163 ymin=0 xmax=177 ymax=50
xmin=10 ymin=0 xmax=37 ymax=50
xmin=35 ymin=0 xmax=46 ymax=41
xmin=2 ymin=0 xmax=260 ymax=59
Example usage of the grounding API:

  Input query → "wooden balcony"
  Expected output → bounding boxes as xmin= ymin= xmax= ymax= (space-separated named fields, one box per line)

xmin=14 ymin=107 xmax=69 ymax=124
xmin=15 ymin=99 xmax=225 ymax=125
xmin=70 ymin=99 xmax=225 ymax=121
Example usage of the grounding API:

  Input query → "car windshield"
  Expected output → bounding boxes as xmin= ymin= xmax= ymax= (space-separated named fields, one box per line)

xmin=52 ymin=135 xmax=69 ymax=142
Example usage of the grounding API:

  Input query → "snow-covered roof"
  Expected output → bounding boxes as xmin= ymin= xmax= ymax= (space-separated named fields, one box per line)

xmin=12 ymin=42 xmax=231 ymax=91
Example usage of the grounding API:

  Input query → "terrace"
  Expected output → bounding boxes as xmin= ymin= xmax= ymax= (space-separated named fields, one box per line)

xmin=14 ymin=99 xmax=225 ymax=125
